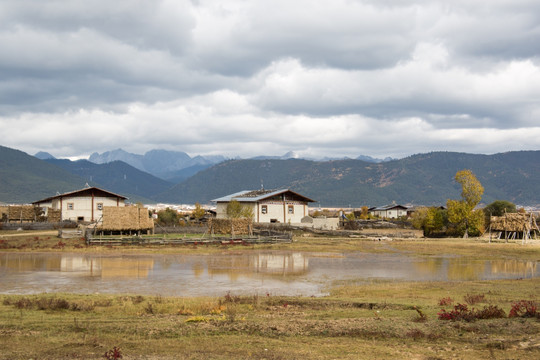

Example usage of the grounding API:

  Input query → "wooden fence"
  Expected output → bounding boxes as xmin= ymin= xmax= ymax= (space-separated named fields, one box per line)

xmin=86 ymin=233 xmax=292 ymax=246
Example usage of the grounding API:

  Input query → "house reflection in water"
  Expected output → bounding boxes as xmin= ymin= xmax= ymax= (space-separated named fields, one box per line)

xmin=0 ymin=255 xmax=61 ymax=272
xmin=61 ymin=257 xmax=154 ymax=278
xmin=205 ymin=253 xmax=309 ymax=280
xmin=0 ymin=254 xmax=154 ymax=279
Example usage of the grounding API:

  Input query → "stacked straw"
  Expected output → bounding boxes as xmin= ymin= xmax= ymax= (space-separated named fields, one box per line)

xmin=100 ymin=206 xmax=154 ymax=231
xmin=7 ymin=205 xmax=35 ymax=221
xmin=490 ymin=213 xmax=535 ymax=232
xmin=208 ymin=218 xmax=252 ymax=235
xmin=47 ymin=208 xmax=62 ymax=223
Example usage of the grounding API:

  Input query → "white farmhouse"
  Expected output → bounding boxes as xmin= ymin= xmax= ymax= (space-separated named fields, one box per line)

xmin=368 ymin=204 xmax=408 ymax=219
xmin=212 ymin=189 xmax=315 ymax=224
xmin=33 ymin=186 xmax=127 ymax=222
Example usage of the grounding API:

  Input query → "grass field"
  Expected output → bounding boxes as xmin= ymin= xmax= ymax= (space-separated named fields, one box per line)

xmin=0 ymin=230 xmax=539 ymax=359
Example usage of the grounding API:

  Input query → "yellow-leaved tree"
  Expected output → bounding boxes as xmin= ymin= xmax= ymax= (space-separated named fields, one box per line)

xmin=192 ymin=202 xmax=206 ymax=221
xmin=226 ymin=200 xmax=254 ymax=219
xmin=446 ymin=169 xmax=485 ymax=237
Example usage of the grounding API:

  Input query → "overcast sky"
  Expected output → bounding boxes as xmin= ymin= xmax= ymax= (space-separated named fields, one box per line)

xmin=1 ymin=0 xmax=539 ymax=160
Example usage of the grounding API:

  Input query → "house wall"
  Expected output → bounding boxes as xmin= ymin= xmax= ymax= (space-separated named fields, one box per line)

xmin=257 ymin=202 xmax=307 ymax=223
xmin=371 ymin=208 xmax=407 ymax=219
xmin=386 ymin=209 xmax=407 ymax=218
xmin=47 ymin=196 xmax=124 ymax=221
xmin=217 ymin=201 xmax=308 ymax=223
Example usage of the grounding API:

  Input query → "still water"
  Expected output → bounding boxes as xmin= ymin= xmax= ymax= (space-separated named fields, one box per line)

xmin=0 ymin=251 xmax=538 ymax=296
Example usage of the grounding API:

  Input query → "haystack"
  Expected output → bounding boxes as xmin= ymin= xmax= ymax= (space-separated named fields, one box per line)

xmin=99 ymin=206 xmax=154 ymax=231
xmin=47 ymin=208 xmax=62 ymax=223
xmin=208 ymin=218 xmax=252 ymax=235
xmin=7 ymin=205 xmax=36 ymax=222
xmin=490 ymin=213 xmax=536 ymax=232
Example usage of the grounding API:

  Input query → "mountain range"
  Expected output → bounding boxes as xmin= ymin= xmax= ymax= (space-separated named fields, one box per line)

xmin=87 ymin=149 xmax=394 ymax=181
xmin=88 ymin=149 xmax=226 ymax=182
xmin=1 ymin=145 xmax=539 ymax=207
xmin=155 ymin=151 xmax=540 ymax=206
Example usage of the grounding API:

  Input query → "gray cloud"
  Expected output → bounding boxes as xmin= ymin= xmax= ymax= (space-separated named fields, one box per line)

xmin=0 ymin=0 xmax=539 ymax=159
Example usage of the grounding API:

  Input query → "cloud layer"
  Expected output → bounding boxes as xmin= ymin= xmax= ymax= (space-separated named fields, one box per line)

xmin=1 ymin=0 xmax=539 ymax=159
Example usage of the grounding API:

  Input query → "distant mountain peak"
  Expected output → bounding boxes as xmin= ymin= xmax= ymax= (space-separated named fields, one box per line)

xmin=356 ymin=155 xmax=394 ymax=163
xmin=88 ymin=148 xmax=226 ymax=181
xmin=282 ymin=151 xmax=299 ymax=159
xmin=34 ymin=151 xmax=56 ymax=160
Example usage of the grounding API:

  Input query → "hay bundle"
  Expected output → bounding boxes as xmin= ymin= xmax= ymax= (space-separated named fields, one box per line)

xmin=7 ymin=205 xmax=36 ymax=221
xmin=490 ymin=213 xmax=534 ymax=232
xmin=47 ymin=208 xmax=62 ymax=223
xmin=138 ymin=208 xmax=154 ymax=229
xmin=209 ymin=218 xmax=252 ymax=235
xmin=100 ymin=206 xmax=154 ymax=231
xmin=0 ymin=206 xmax=8 ymax=219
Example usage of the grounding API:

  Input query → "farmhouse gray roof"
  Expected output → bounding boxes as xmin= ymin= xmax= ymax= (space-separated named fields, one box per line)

xmin=370 ymin=204 xmax=408 ymax=211
xmin=33 ymin=186 xmax=128 ymax=204
xmin=212 ymin=189 xmax=315 ymax=203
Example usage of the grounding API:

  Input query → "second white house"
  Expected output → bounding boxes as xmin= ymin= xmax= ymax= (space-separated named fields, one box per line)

xmin=212 ymin=189 xmax=315 ymax=224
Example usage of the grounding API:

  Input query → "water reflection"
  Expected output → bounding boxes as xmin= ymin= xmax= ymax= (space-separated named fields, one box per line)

xmin=0 ymin=252 xmax=538 ymax=296
xmin=0 ymin=255 xmax=154 ymax=279
xmin=206 ymin=253 xmax=308 ymax=280
xmin=413 ymin=257 xmax=538 ymax=281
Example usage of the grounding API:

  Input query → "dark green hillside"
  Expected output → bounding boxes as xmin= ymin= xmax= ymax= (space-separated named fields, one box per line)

xmin=162 ymin=163 xmax=215 ymax=183
xmin=0 ymin=146 xmax=87 ymax=203
xmin=2 ymin=145 xmax=538 ymax=207
xmin=157 ymin=151 xmax=540 ymax=206
xmin=45 ymin=159 xmax=173 ymax=202
xmin=155 ymin=159 xmax=318 ymax=204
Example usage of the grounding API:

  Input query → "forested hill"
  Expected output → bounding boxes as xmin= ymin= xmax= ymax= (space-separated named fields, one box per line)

xmin=0 ymin=145 xmax=87 ymax=203
xmin=0 ymin=146 xmax=172 ymax=204
xmin=2 ymin=145 xmax=539 ymax=207
xmin=156 ymin=151 xmax=540 ymax=207
xmin=45 ymin=159 xmax=173 ymax=202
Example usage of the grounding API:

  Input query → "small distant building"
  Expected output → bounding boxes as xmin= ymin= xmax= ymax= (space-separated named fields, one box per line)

xmin=212 ymin=189 xmax=315 ymax=224
xmin=369 ymin=204 xmax=408 ymax=219
xmin=33 ymin=186 xmax=127 ymax=222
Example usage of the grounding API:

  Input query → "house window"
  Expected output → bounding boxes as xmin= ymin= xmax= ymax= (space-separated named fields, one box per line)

xmin=288 ymin=205 xmax=294 ymax=214
xmin=67 ymin=203 xmax=74 ymax=210
xmin=97 ymin=203 xmax=103 ymax=210
xmin=261 ymin=205 xmax=267 ymax=214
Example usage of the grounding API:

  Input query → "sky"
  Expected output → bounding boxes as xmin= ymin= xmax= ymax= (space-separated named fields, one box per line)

xmin=1 ymin=0 xmax=539 ymax=160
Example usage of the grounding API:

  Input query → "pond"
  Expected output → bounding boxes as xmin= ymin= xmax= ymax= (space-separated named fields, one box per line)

xmin=0 ymin=251 xmax=538 ymax=297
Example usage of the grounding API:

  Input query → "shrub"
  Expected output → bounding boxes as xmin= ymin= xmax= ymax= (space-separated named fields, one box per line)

xmin=35 ymin=297 xmax=70 ymax=310
xmin=474 ymin=305 xmax=506 ymax=320
xmin=438 ymin=303 xmax=474 ymax=321
xmin=509 ymin=300 xmax=538 ymax=318
xmin=438 ymin=303 xmax=506 ymax=321
xmin=103 ymin=346 xmax=123 ymax=360
xmin=14 ymin=297 xmax=33 ymax=309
